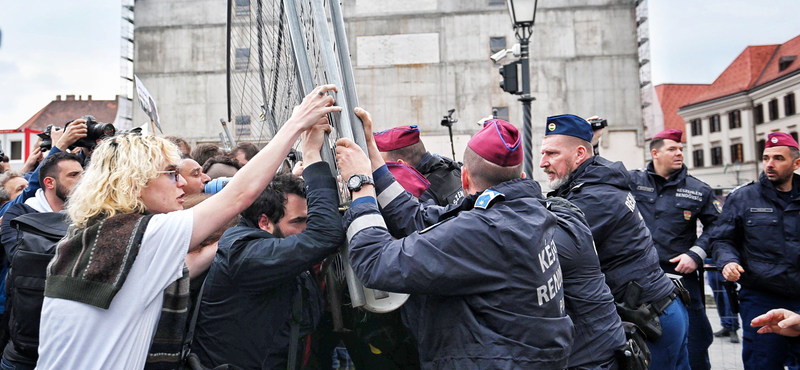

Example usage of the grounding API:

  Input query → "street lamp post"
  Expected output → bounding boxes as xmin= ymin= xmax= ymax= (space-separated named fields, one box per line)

xmin=506 ymin=0 xmax=538 ymax=177
xmin=733 ymin=161 xmax=742 ymax=186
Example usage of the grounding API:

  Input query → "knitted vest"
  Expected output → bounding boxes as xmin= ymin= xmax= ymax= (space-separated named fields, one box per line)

xmin=45 ymin=212 xmax=190 ymax=369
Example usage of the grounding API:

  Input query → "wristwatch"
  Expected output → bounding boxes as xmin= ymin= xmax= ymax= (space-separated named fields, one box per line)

xmin=347 ymin=174 xmax=374 ymax=193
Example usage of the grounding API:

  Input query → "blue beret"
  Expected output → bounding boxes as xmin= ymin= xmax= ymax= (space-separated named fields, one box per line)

xmin=545 ymin=114 xmax=593 ymax=143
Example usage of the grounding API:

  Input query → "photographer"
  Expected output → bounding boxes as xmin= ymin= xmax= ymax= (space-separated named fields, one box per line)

xmin=0 ymin=118 xmax=90 ymax=218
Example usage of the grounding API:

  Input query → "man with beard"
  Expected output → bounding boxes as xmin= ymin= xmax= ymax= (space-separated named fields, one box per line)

xmin=190 ymin=124 xmax=344 ymax=370
xmin=0 ymin=152 xmax=83 ymax=370
xmin=711 ymin=132 xmax=800 ymax=370
xmin=629 ymin=129 xmax=721 ymax=370
xmin=540 ymin=114 xmax=689 ymax=370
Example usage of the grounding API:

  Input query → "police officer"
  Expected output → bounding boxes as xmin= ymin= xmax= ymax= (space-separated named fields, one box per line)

xmin=337 ymin=115 xmax=573 ymax=369
xmin=711 ymin=132 xmax=800 ymax=370
xmin=374 ymin=125 xmax=464 ymax=206
xmin=540 ymin=114 xmax=690 ymax=370
xmin=629 ymin=129 xmax=720 ymax=370
xmin=543 ymin=197 xmax=627 ymax=370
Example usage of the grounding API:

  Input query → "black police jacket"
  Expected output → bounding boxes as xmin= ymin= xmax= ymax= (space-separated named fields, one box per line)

xmin=711 ymin=173 xmax=800 ymax=298
xmin=549 ymin=156 xmax=675 ymax=305
xmin=629 ymin=163 xmax=721 ymax=272
xmin=190 ymin=162 xmax=344 ymax=370
xmin=415 ymin=152 xmax=464 ymax=206
xmin=542 ymin=197 xmax=626 ymax=368
xmin=345 ymin=175 xmax=573 ymax=370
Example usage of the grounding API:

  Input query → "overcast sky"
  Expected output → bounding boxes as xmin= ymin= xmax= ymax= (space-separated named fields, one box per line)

xmin=1 ymin=1 xmax=799 ymax=127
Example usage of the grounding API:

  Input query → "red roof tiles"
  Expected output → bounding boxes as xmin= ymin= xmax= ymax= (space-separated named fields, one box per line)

xmin=655 ymin=84 xmax=708 ymax=141
xmin=753 ymin=34 xmax=800 ymax=88
xmin=17 ymin=95 xmax=118 ymax=132
xmin=685 ymin=45 xmax=779 ymax=106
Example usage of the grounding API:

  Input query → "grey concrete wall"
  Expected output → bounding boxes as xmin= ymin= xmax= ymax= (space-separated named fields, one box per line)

xmin=133 ymin=0 xmax=228 ymax=143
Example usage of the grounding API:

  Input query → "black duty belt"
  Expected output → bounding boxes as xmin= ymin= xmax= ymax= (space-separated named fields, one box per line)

xmin=651 ymin=290 xmax=677 ymax=316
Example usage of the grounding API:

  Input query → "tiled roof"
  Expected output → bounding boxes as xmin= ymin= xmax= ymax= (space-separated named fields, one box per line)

xmin=17 ymin=95 xmax=118 ymax=132
xmin=753 ymin=34 xmax=800 ymax=88
xmin=686 ymin=45 xmax=779 ymax=106
xmin=655 ymin=84 xmax=708 ymax=142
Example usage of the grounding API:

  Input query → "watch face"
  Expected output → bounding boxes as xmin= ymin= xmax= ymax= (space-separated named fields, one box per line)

xmin=348 ymin=175 xmax=361 ymax=189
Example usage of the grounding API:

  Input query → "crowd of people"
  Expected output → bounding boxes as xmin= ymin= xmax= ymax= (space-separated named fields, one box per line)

xmin=0 ymin=84 xmax=796 ymax=370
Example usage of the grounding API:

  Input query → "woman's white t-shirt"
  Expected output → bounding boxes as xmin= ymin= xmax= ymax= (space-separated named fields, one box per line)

xmin=36 ymin=209 xmax=193 ymax=370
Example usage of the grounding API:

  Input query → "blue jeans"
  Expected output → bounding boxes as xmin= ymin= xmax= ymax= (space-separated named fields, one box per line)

xmin=647 ymin=299 xmax=690 ymax=370
xmin=739 ymin=288 xmax=800 ymax=370
xmin=0 ymin=358 xmax=36 ymax=370
xmin=706 ymin=263 xmax=739 ymax=331
xmin=683 ymin=271 xmax=712 ymax=370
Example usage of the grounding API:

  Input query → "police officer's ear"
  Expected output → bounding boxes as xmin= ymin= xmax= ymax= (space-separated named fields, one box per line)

xmin=461 ymin=166 xmax=470 ymax=192
xmin=793 ymin=156 xmax=800 ymax=172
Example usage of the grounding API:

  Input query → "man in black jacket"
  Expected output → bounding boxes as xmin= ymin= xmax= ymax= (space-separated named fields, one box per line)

xmin=711 ymin=132 xmax=800 ymax=370
xmin=190 ymin=125 xmax=344 ymax=370
xmin=629 ymin=129 xmax=721 ymax=369
xmin=540 ymin=114 xmax=689 ymax=370
xmin=0 ymin=152 xmax=82 ymax=370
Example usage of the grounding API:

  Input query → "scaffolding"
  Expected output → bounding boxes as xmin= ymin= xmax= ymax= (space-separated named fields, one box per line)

xmin=116 ymin=0 xmax=135 ymax=130
xmin=636 ymin=0 xmax=661 ymax=139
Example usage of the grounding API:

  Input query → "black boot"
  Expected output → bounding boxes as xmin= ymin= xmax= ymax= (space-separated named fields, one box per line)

xmin=714 ymin=328 xmax=731 ymax=337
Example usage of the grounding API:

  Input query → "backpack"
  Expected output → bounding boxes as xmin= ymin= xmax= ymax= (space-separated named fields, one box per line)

xmin=5 ymin=211 xmax=70 ymax=359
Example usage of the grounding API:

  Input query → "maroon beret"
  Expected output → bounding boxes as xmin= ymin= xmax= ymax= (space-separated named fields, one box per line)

xmin=765 ymin=132 xmax=800 ymax=149
xmin=374 ymin=125 xmax=421 ymax=151
xmin=653 ymin=129 xmax=683 ymax=143
xmin=467 ymin=119 xmax=522 ymax=166
xmin=386 ymin=162 xmax=431 ymax=198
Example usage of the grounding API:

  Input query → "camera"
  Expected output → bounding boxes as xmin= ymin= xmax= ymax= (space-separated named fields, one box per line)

xmin=66 ymin=115 xmax=116 ymax=149
xmin=39 ymin=125 xmax=55 ymax=151
xmin=441 ymin=109 xmax=457 ymax=128
xmin=589 ymin=118 xmax=608 ymax=131
xmin=490 ymin=49 xmax=508 ymax=63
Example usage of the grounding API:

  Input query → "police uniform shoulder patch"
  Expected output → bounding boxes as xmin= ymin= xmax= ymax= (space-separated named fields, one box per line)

xmin=730 ymin=181 xmax=755 ymax=195
xmin=713 ymin=199 xmax=722 ymax=213
xmin=419 ymin=216 xmax=454 ymax=234
xmin=474 ymin=189 xmax=505 ymax=210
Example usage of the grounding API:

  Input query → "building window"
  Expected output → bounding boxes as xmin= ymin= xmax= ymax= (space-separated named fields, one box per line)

xmin=758 ymin=139 xmax=766 ymax=159
xmin=730 ymin=143 xmax=744 ymax=163
xmin=754 ymin=104 xmax=764 ymax=124
xmin=492 ymin=106 xmax=509 ymax=121
xmin=693 ymin=149 xmax=704 ymax=168
xmin=792 ymin=132 xmax=799 ymax=143
xmin=779 ymin=56 xmax=796 ymax=72
xmin=786 ymin=93 xmax=796 ymax=116
xmin=235 ymin=115 xmax=251 ymax=136
xmin=709 ymin=114 xmax=721 ymax=133
xmin=729 ymin=110 xmax=741 ymax=129
xmin=235 ymin=0 xmax=250 ymax=17
xmin=769 ymin=99 xmax=779 ymax=121
xmin=488 ymin=0 xmax=505 ymax=6
xmin=10 ymin=141 xmax=21 ymax=161
xmin=711 ymin=146 xmax=723 ymax=166
xmin=234 ymin=48 xmax=250 ymax=70
xmin=490 ymin=37 xmax=506 ymax=57
xmin=691 ymin=119 xmax=702 ymax=136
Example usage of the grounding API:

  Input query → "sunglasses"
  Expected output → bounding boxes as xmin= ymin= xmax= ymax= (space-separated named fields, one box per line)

xmin=156 ymin=169 xmax=182 ymax=183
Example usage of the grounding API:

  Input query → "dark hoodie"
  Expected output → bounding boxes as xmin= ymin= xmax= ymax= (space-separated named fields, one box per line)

xmin=549 ymin=155 xmax=674 ymax=305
